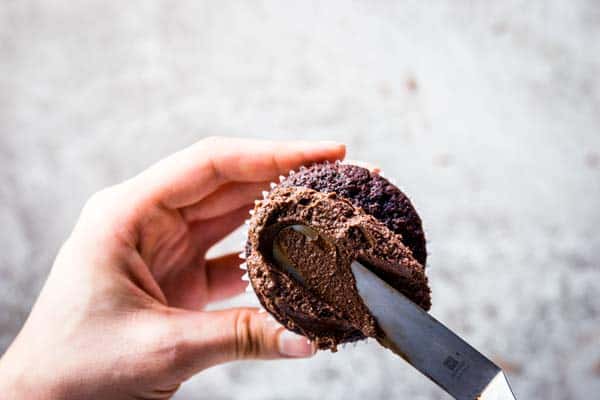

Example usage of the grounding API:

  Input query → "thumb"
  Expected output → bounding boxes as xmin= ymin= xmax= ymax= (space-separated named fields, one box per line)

xmin=163 ymin=308 xmax=316 ymax=378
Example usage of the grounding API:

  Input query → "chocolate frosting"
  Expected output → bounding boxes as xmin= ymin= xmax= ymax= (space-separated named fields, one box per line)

xmin=246 ymin=186 xmax=430 ymax=350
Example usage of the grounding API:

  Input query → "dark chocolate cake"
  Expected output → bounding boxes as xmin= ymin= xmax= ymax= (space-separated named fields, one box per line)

xmin=243 ymin=162 xmax=430 ymax=351
xmin=280 ymin=163 xmax=427 ymax=266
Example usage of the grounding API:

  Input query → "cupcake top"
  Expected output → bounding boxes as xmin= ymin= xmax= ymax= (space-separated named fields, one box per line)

xmin=280 ymin=162 xmax=427 ymax=266
xmin=244 ymin=162 xmax=430 ymax=351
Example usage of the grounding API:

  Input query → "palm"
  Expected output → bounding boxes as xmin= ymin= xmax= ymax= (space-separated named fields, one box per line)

xmin=137 ymin=197 xmax=249 ymax=310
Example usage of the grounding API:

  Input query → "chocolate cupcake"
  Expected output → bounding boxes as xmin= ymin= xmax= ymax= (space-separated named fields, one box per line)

xmin=242 ymin=162 xmax=430 ymax=351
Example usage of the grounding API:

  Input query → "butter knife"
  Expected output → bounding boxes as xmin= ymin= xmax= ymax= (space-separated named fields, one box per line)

xmin=350 ymin=261 xmax=516 ymax=400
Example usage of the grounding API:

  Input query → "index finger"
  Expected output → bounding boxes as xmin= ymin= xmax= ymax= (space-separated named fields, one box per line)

xmin=132 ymin=136 xmax=346 ymax=208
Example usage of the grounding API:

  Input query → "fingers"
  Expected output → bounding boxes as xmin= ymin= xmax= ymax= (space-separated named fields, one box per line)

xmin=158 ymin=206 xmax=251 ymax=309
xmin=205 ymin=253 xmax=246 ymax=303
xmin=189 ymin=204 xmax=251 ymax=254
xmin=181 ymin=180 xmax=271 ymax=222
xmin=132 ymin=137 xmax=345 ymax=209
xmin=163 ymin=308 xmax=315 ymax=379
xmin=160 ymin=249 xmax=248 ymax=310
xmin=160 ymin=251 xmax=247 ymax=310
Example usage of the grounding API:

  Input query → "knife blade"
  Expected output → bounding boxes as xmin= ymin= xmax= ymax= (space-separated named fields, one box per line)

xmin=350 ymin=260 xmax=516 ymax=400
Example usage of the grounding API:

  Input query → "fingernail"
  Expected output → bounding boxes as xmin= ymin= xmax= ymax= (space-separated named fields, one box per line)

xmin=278 ymin=330 xmax=316 ymax=358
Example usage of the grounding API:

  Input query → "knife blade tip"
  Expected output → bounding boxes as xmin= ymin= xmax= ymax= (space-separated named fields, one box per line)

xmin=478 ymin=371 xmax=517 ymax=400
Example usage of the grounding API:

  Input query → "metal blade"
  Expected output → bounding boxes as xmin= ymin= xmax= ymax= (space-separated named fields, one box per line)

xmin=350 ymin=261 xmax=516 ymax=400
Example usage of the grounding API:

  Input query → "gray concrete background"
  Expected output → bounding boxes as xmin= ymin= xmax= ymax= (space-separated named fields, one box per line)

xmin=1 ymin=1 xmax=599 ymax=399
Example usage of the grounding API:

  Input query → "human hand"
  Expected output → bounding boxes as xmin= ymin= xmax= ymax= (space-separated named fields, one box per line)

xmin=0 ymin=137 xmax=346 ymax=399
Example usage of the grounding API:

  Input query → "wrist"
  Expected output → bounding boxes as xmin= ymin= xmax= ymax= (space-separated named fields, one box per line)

xmin=0 ymin=352 xmax=26 ymax=398
xmin=0 ymin=346 xmax=66 ymax=399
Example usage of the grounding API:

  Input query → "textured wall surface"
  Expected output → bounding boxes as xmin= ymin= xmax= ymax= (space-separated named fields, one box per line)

xmin=1 ymin=1 xmax=599 ymax=399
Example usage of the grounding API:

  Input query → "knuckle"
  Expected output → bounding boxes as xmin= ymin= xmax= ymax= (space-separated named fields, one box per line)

xmin=75 ymin=184 xmax=132 ymax=244
xmin=146 ymin=318 xmax=189 ymax=378
xmin=233 ymin=309 xmax=260 ymax=359
xmin=164 ymin=326 xmax=188 ymax=373
xmin=83 ymin=189 xmax=108 ymax=211
xmin=82 ymin=186 xmax=120 ymax=216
